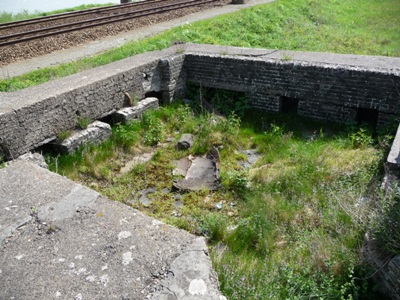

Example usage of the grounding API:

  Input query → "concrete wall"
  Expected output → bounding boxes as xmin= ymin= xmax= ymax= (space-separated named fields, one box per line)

xmin=184 ymin=45 xmax=400 ymax=128
xmin=0 ymin=48 xmax=181 ymax=159
xmin=1 ymin=44 xmax=400 ymax=159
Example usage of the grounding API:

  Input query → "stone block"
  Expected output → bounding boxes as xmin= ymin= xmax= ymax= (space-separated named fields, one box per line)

xmin=113 ymin=97 xmax=159 ymax=123
xmin=53 ymin=121 xmax=111 ymax=153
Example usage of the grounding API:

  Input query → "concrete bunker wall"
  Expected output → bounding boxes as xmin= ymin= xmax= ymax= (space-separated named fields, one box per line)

xmin=185 ymin=51 xmax=400 ymax=128
xmin=0 ymin=50 xmax=186 ymax=159
xmin=0 ymin=44 xmax=399 ymax=159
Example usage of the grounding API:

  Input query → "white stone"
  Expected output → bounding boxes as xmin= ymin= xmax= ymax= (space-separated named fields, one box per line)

xmin=86 ymin=275 xmax=96 ymax=282
xmin=122 ymin=252 xmax=133 ymax=265
xmin=15 ymin=254 xmax=24 ymax=260
xmin=100 ymin=274 xmax=109 ymax=287
xmin=188 ymin=279 xmax=207 ymax=295
xmin=118 ymin=231 xmax=132 ymax=240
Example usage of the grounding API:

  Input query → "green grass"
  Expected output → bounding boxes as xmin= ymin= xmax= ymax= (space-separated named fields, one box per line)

xmin=0 ymin=3 xmax=115 ymax=23
xmin=45 ymin=100 xmax=392 ymax=299
xmin=1 ymin=0 xmax=399 ymax=92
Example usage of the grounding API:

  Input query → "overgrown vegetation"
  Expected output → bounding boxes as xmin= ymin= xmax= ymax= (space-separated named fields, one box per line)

xmin=1 ymin=0 xmax=399 ymax=91
xmin=0 ymin=4 xmax=114 ymax=23
xmin=45 ymin=100 xmax=396 ymax=299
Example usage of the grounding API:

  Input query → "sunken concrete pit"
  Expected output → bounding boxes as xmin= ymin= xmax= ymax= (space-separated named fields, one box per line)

xmin=1 ymin=44 xmax=400 ymax=299
xmin=1 ymin=44 xmax=400 ymax=159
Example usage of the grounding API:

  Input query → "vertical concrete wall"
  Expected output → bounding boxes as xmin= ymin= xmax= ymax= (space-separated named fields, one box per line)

xmin=0 ymin=49 xmax=181 ymax=159
xmin=160 ymin=54 xmax=187 ymax=103
xmin=183 ymin=45 xmax=400 ymax=128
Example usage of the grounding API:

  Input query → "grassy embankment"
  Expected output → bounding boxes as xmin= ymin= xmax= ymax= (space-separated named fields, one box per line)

xmin=1 ymin=0 xmax=399 ymax=91
xmin=0 ymin=4 xmax=115 ymax=23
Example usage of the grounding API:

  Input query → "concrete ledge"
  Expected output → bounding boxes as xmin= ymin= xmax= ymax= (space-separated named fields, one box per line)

xmin=53 ymin=121 xmax=112 ymax=154
xmin=0 ymin=160 xmax=225 ymax=299
xmin=113 ymin=97 xmax=159 ymax=123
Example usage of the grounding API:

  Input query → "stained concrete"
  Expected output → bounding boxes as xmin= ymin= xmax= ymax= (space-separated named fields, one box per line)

xmin=0 ymin=160 xmax=225 ymax=299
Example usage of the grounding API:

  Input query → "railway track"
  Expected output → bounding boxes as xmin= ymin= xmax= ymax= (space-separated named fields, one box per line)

xmin=0 ymin=0 xmax=228 ymax=65
xmin=0 ymin=0 xmax=219 ymax=47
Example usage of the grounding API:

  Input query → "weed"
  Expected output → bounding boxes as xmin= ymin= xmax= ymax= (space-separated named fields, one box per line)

xmin=113 ymin=122 xmax=139 ymax=149
xmin=46 ymin=225 xmax=58 ymax=234
xmin=187 ymin=84 xmax=251 ymax=117
xmin=141 ymin=113 xmax=163 ymax=146
xmin=57 ymin=130 xmax=72 ymax=141
xmin=175 ymin=47 xmax=185 ymax=54
xmin=349 ymin=127 xmax=374 ymax=148
xmin=222 ymin=169 xmax=249 ymax=197
xmin=76 ymin=117 xmax=91 ymax=130
xmin=282 ymin=53 xmax=293 ymax=61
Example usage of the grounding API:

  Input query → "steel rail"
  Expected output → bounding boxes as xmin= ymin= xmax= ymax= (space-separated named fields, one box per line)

xmin=0 ymin=0 xmax=217 ymax=47
xmin=0 ymin=0 xmax=162 ymax=30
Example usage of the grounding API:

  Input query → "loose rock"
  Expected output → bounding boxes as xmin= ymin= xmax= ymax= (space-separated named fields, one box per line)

xmin=177 ymin=134 xmax=194 ymax=150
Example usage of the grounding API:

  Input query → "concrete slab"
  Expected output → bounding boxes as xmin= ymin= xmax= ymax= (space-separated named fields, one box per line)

xmin=387 ymin=124 xmax=400 ymax=169
xmin=174 ymin=157 xmax=220 ymax=191
xmin=0 ymin=161 xmax=225 ymax=299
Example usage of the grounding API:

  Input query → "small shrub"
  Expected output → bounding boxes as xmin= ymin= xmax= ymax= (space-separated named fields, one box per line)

xmin=199 ymin=213 xmax=228 ymax=243
xmin=349 ymin=128 xmax=374 ymax=148
xmin=222 ymin=170 xmax=249 ymax=197
xmin=282 ymin=53 xmax=293 ymax=61
xmin=217 ymin=112 xmax=241 ymax=135
xmin=113 ymin=122 xmax=139 ymax=149
xmin=141 ymin=113 xmax=163 ymax=146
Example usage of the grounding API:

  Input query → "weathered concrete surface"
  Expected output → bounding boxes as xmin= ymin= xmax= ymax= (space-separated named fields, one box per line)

xmin=387 ymin=124 xmax=400 ymax=169
xmin=53 ymin=121 xmax=112 ymax=153
xmin=0 ymin=161 xmax=225 ymax=299
xmin=174 ymin=156 xmax=220 ymax=191
xmin=151 ymin=238 xmax=226 ymax=300
xmin=113 ymin=97 xmax=159 ymax=124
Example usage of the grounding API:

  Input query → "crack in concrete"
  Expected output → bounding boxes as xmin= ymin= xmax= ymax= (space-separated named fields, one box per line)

xmin=0 ymin=215 xmax=32 ymax=245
